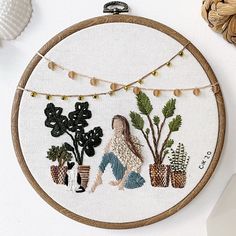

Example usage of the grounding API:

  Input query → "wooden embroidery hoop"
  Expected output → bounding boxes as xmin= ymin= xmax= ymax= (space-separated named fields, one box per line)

xmin=11 ymin=11 xmax=226 ymax=229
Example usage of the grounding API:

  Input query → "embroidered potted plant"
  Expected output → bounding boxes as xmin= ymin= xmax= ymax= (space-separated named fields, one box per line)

xmin=44 ymin=102 xmax=103 ymax=189
xmin=130 ymin=92 xmax=182 ymax=187
xmin=46 ymin=145 xmax=72 ymax=184
xmin=168 ymin=143 xmax=190 ymax=188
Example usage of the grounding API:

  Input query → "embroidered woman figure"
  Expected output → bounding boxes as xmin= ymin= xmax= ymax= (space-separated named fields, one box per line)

xmin=91 ymin=115 xmax=145 ymax=192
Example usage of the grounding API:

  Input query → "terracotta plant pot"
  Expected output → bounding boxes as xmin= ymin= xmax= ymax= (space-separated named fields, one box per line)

xmin=149 ymin=164 xmax=170 ymax=187
xmin=171 ymin=171 xmax=186 ymax=188
xmin=78 ymin=165 xmax=90 ymax=189
xmin=50 ymin=165 xmax=68 ymax=184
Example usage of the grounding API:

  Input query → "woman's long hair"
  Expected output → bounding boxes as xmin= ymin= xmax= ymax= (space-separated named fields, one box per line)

xmin=112 ymin=115 xmax=143 ymax=162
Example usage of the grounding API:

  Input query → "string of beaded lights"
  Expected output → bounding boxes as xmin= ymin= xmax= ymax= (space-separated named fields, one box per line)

xmin=36 ymin=42 xmax=190 ymax=91
xmin=17 ymin=83 xmax=219 ymax=100
xmin=18 ymin=41 xmax=220 ymax=100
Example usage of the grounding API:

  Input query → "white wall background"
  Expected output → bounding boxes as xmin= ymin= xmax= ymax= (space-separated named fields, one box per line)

xmin=0 ymin=0 xmax=235 ymax=235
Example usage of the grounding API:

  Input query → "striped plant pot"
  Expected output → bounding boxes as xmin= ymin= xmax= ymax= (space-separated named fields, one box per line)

xmin=50 ymin=165 xmax=68 ymax=184
xmin=149 ymin=164 xmax=170 ymax=187
xmin=170 ymin=171 xmax=187 ymax=188
xmin=78 ymin=165 xmax=90 ymax=189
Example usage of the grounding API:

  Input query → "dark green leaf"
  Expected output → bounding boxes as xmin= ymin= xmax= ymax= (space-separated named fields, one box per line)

xmin=64 ymin=142 xmax=74 ymax=152
xmin=145 ymin=128 xmax=150 ymax=135
xmin=58 ymin=145 xmax=73 ymax=163
xmin=164 ymin=149 xmax=169 ymax=156
xmin=136 ymin=92 xmax=153 ymax=115
xmin=44 ymin=103 xmax=68 ymax=137
xmin=68 ymin=102 xmax=92 ymax=132
xmin=46 ymin=146 xmax=59 ymax=162
xmin=130 ymin=112 xmax=144 ymax=130
xmin=153 ymin=116 xmax=160 ymax=126
xmin=162 ymin=98 xmax=176 ymax=118
xmin=46 ymin=145 xmax=72 ymax=163
xmin=165 ymin=139 xmax=174 ymax=148
xmin=169 ymin=115 xmax=182 ymax=132
xmin=77 ymin=127 xmax=103 ymax=157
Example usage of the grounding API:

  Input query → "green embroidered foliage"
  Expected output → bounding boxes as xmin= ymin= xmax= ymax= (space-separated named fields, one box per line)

xmin=153 ymin=116 xmax=160 ymax=126
xmin=168 ymin=143 xmax=190 ymax=172
xmin=162 ymin=98 xmax=176 ymax=118
xmin=165 ymin=139 xmax=174 ymax=148
xmin=130 ymin=92 xmax=183 ymax=165
xmin=64 ymin=142 xmax=74 ymax=152
xmin=136 ymin=92 xmax=153 ymax=115
xmin=46 ymin=146 xmax=60 ymax=162
xmin=164 ymin=149 xmax=169 ymax=157
xmin=145 ymin=128 xmax=150 ymax=135
xmin=44 ymin=102 xmax=103 ymax=165
xmin=68 ymin=102 xmax=92 ymax=132
xmin=77 ymin=127 xmax=103 ymax=157
xmin=44 ymin=103 xmax=68 ymax=137
xmin=46 ymin=145 xmax=72 ymax=167
xmin=169 ymin=115 xmax=182 ymax=132
xmin=130 ymin=112 xmax=144 ymax=130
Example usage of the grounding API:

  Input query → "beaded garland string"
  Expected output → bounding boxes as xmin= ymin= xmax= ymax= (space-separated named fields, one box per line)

xmin=36 ymin=42 xmax=189 ymax=91
xmin=17 ymin=83 xmax=219 ymax=100
xmin=18 ymin=41 xmax=220 ymax=100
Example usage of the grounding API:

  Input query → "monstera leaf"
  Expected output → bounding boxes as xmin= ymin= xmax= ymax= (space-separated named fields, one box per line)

xmin=77 ymin=127 xmax=103 ymax=157
xmin=68 ymin=102 xmax=92 ymax=132
xmin=44 ymin=103 xmax=68 ymax=137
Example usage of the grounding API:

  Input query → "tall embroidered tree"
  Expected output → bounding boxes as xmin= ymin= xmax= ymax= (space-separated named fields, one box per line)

xmin=130 ymin=92 xmax=182 ymax=165
xmin=44 ymin=102 xmax=103 ymax=165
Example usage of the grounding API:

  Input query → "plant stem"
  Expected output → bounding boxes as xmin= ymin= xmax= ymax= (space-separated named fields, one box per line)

xmin=65 ymin=131 xmax=81 ymax=164
xmin=141 ymin=129 xmax=156 ymax=163
xmin=159 ymin=130 xmax=172 ymax=163
xmin=147 ymin=115 xmax=158 ymax=160
xmin=156 ymin=117 xmax=166 ymax=149
xmin=70 ymin=149 xmax=77 ymax=160
xmin=157 ymin=124 xmax=160 ymax=138
xmin=61 ymin=159 xmax=66 ymax=167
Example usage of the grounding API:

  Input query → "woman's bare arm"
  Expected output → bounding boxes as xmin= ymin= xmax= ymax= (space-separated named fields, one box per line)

xmin=104 ymin=139 xmax=111 ymax=153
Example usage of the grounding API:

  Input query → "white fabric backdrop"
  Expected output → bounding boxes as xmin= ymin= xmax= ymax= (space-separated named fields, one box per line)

xmin=1 ymin=1 xmax=235 ymax=235
xmin=18 ymin=22 xmax=219 ymax=222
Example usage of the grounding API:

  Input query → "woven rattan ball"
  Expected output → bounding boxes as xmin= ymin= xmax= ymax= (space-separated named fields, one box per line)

xmin=201 ymin=0 xmax=236 ymax=45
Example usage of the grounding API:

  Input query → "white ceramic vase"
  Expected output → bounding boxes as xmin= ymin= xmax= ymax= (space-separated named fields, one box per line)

xmin=0 ymin=0 xmax=32 ymax=40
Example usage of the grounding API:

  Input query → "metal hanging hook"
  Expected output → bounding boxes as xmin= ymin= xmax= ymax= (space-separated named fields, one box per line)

xmin=103 ymin=1 xmax=129 ymax=14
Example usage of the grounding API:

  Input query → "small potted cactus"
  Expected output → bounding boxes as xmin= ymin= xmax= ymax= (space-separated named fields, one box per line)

xmin=130 ymin=92 xmax=182 ymax=187
xmin=168 ymin=143 xmax=190 ymax=188
xmin=46 ymin=144 xmax=72 ymax=184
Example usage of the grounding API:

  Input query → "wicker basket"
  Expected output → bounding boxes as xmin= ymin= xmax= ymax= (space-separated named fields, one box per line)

xmin=149 ymin=164 xmax=170 ymax=187
xmin=50 ymin=165 xmax=68 ymax=184
xmin=78 ymin=165 xmax=90 ymax=189
xmin=201 ymin=0 xmax=236 ymax=46
xmin=171 ymin=171 xmax=187 ymax=188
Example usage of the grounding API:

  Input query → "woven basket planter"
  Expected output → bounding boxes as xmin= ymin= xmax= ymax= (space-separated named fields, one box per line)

xmin=50 ymin=165 xmax=68 ymax=184
xmin=149 ymin=164 xmax=170 ymax=187
xmin=201 ymin=0 xmax=236 ymax=46
xmin=170 ymin=171 xmax=187 ymax=188
xmin=78 ymin=165 xmax=91 ymax=189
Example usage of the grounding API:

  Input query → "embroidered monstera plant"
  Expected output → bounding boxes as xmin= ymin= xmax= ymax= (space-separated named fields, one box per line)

xmin=130 ymin=92 xmax=183 ymax=187
xmin=44 ymin=102 xmax=103 ymax=188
